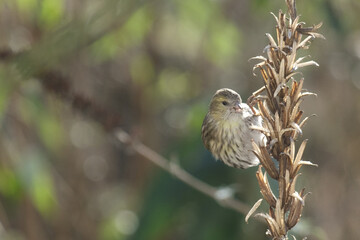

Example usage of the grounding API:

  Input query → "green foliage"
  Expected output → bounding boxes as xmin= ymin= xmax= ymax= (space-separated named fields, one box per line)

xmin=39 ymin=0 xmax=64 ymax=29
xmin=91 ymin=7 xmax=153 ymax=61
xmin=177 ymin=0 xmax=242 ymax=66
xmin=0 ymin=168 xmax=22 ymax=200
xmin=30 ymin=166 xmax=57 ymax=217
xmin=204 ymin=20 xmax=241 ymax=66
xmin=100 ymin=218 xmax=125 ymax=240
xmin=157 ymin=69 xmax=190 ymax=101
xmin=14 ymin=0 xmax=64 ymax=29
xmin=15 ymin=0 xmax=38 ymax=13
xmin=18 ymin=150 xmax=57 ymax=217
xmin=0 ymin=66 xmax=17 ymax=121
xmin=130 ymin=53 xmax=155 ymax=85
xmin=186 ymin=103 xmax=207 ymax=132
xmin=17 ymin=82 xmax=64 ymax=151
xmin=177 ymin=0 xmax=216 ymax=28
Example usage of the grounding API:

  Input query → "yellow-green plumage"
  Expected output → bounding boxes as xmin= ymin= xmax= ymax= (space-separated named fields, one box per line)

xmin=201 ymin=88 xmax=265 ymax=169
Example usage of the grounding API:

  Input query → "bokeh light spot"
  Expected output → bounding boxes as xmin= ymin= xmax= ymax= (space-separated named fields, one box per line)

xmin=83 ymin=156 xmax=108 ymax=182
xmin=114 ymin=210 xmax=139 ymax=235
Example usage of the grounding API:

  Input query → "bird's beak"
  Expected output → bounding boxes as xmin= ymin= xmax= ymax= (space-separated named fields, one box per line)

xmin=233 ymin=103 xmax=242 ymax=112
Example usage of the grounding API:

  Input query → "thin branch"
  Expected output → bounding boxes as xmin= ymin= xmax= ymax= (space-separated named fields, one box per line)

xmin=115 ymin=129 xmax=251 ymax=215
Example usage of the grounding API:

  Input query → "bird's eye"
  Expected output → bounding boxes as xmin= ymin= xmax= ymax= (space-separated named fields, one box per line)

xmin=222 ymin=101 xmax=228 ymax=106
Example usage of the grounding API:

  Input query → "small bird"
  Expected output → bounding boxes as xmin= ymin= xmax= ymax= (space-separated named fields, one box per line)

xmin=201 ymin=88 xmax=266 ymax=169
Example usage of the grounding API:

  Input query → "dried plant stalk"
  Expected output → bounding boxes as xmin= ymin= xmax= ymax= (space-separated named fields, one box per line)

xmin=248 ymin=0 xmax=323 ymax=239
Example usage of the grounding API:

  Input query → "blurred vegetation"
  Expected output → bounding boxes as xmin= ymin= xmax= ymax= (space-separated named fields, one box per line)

xmin=0 ymin=0 xmax=360 ymax=239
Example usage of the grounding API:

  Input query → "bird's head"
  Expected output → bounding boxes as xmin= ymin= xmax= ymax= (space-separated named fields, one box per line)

xmin=208 ymin=88 xmax=243 ymax=120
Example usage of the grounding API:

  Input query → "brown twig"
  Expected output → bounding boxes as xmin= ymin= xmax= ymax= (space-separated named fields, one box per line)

xmin=115 ymin=129 xmax=251 ymax=214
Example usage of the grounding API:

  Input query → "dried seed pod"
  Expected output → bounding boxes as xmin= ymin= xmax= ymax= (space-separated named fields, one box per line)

xmin=248 ymin=0 xmax=322 ymax=238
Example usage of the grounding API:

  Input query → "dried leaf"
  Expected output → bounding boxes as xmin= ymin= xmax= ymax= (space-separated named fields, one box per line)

xmin=274 ymin=83 xmax=285 ymax=98
xmin=249 ymin=56 xmax=267 ymax=61
xmin=287 ymin=195 xmax=305 ymax=229
xmin=253 ymin=142 xmax=279 ymax=179
xmin=297 ymin=22 xmax=325 ymax=39
xmin=279 ymin=128 xmax=294 ymax=140
xmin=296 ymin=35 xmax=313 ymax=49
xmin=270 ymin=12 xmax=279 ymax=23
xmin=290 ymin=122 xmax=302 ymax=135
xmin=288 ymin=173 xmax=301 ymax=197
xmin=286 ymin=0 xmax=297 ymax=21
xmin=291 ymin=16 xmax=300 ymax=29
xmin=294 ymin=56 xmax=308 ymax=65
xmin=279 ymin=58 xmax=286 ymax=82
xmin=259 ymin=101 xmax=274 ymax=122
xmin=250 ymin=125 xmax=270 ymax=135
xmin=293 ymin=139 xmax=308 ymax=166
xmin=269 ymin=65 xmax=280 ymax=85
xmin=256 ymin=167 xmax=277 ymax=206
xmin=263 ymin=118 xmax=276 ymax=139
xmin=298 ymin=160 xmax=318 ymax=167
xmin=300 ymin=91 xmax=317 ymax=98
xmin=285 ymin=170 xmax=290 ymax=185
xmin=293 ymin=111 xmax=303 ymax=125
xmin=309 ymin=32 xmax=325 ymax=40
xmin=274 ymin=111 xmax=281 ymax=136
xmin=292 ymin=160 xmax=317 ymax=176
xmin=290 ymin=98 xmax=303 ymax=122
xmin=299 ymin=114 xmax=316 ymax=128
xmin=270 ymin=138 xmax=278 ymax=148
xmin=245 ymin=199 xmax=263 ymax=223
xmin=253 ymin=62 xmax=266 ymax=75
xmin=287 ymin=190 xmax=308 ymax=230
xmin=260 ymin=147 xmax=279 ymax=179
xmin=259 ymin=66 xmax=269 ymax=83
xmin=291 ymin=191 xmax=304 ymax=206
xmin=294 ymin=60 xmax=319 ymax=70
xmin=275 ymin=200 xmax=286 ymax=233
xmin=255 ymin=213 xmax=281 ymax=237
xmin=287 ymin=52 xmax=297 ymax=73
xmin=293 ymin=78 xmax=304 ymax=102
xmin=266 ymin=33 xmax=278 ymax=47
xmin=283 ymin=96 xmax=291 ymax=127
xmin=252 ymin=140 xmax=262 ymax=155
xmin=290 ymin=138 xmax=295 ymax=162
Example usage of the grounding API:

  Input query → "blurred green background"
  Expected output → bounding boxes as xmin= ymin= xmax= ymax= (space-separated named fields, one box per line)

xmin=0 ymin=0 xmax=359 ymax=239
